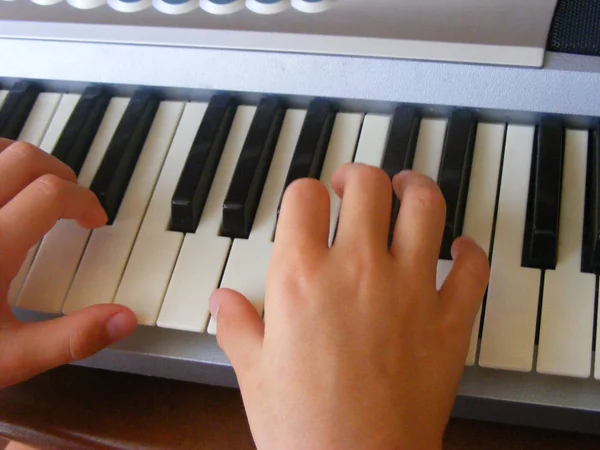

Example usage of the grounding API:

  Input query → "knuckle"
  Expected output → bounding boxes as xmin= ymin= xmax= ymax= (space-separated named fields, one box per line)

xmin=67 ymin=330 xmax=89 ymax=361
xmin=34 ymin=174 xmax=68 ymax=200
xmin=7 ymin=141 xmax=42 ymax=162
xmin=409 ymin=182 xmax=446 ymax=213
xmin=463 ymin=249 xmax=490 ymax=282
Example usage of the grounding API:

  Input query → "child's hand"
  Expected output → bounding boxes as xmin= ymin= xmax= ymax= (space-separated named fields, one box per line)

xmin=211 ymin=164 xmax=490 ymax=450
xmin=0 ymin=138 xmax=137 ymax=390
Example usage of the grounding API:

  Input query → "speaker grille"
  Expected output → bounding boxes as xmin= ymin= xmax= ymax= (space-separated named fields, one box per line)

xmin=547 ymin=0 xmax=600 ymax=56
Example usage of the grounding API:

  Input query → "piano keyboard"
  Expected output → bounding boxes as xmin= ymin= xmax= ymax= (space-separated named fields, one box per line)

xmin=4 ymin=79 xmax=600 ymax=386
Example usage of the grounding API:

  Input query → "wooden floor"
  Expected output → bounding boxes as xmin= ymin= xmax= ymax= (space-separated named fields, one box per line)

xmin=1 ymin=366 xmax=599 ymax=449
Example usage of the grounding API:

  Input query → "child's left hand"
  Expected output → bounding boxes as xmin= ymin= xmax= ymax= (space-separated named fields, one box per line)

xmin=0 ymin=138 xmax=137 ymax=390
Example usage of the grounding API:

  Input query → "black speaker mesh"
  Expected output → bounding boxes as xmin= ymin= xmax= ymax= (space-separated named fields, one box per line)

xmin=547 ymin=0 xmax=600 ymax=56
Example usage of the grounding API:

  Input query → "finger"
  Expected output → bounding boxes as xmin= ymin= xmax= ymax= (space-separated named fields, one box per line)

xmin=390 ymin=171 xmax=446 ymax=270
xmin=0 ymin=138 xmax=14 ymax=152
xmin=0 ymin=141 xmax=77 ymax=207
xmin=0 ymin=304 xmax=137 ymax=389
xmin=210 ymin=288 xmax=263 ymax=375
xmin=439 ymin=236 xmax=490 ymax=324
xmin=0 ymin=174 xmax=107 ymax=257
xmin=275 ymin=178 xmax=330 ymax=251
xmin=331 ymin=163 xmax=392 ymax=250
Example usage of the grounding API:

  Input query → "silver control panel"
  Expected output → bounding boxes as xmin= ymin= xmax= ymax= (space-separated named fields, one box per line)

xmin=1 ymin=0 xmax=558 ymax=67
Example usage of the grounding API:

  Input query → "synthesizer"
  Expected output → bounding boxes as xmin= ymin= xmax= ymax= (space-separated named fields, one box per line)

xmin=3 ymin=0 xmax=600 ymax=435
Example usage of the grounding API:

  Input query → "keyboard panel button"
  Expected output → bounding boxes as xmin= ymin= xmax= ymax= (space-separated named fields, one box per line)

xmin=291 ymin=0 xmax=333 ymax=13
xmin=51 ymin=86 xmax=111 ymax=176
xmin=170 ymin=94 xmax=238 ymax=233
xmin=522 ymin=121 xmax=564 ymax=270
xmin=154 ymin=0 xmax=197 ymax=14
xmin=246 ymin=0 xmax=289 ymax=14
xmin=222 ymin=97 xmax=286 ymax=239
xmin=113 ymin=102 xmax=209 ymax=325
xmin=108 ymin=0 xmax=152 ymax=12
xmin=479 ymin=125 xmax=541 ymax=372
xmin=16 ymin=98 xmax=129 ymax=313
xmin=537 ymin=129 xmax=596 ymax=378
xmin=157 ymin=106 xmax=256 ymax=331
xmin=66 ymin=0 xmax=105 ymax=8
xmin=0 ymin=81 xmax=40 ymax=140
xmin=31 ymin=0 xmax=64 ymax=5
xmin=90 ymin=89 xmax=160 ymax=224
xmin=62 ymin=101 xmax=184 ymax=314
xmin=199 ymin=0 xmax=244 ymax=14
xmin=437 ymin=110 xmax=478 ymax=260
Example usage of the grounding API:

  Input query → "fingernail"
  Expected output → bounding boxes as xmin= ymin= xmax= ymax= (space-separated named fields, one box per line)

xmin=106 ymin=312 xmax=133 ymax=342
xmin=209 ymin=292 xmax=221 ymax=320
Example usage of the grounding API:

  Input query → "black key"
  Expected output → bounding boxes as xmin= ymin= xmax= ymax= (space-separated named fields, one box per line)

xmin=522 ymin=120 xmax=564 ymax=270
xmin=89 ymin=89 xmax=160 ymax=224
xmin=437 ymin=109 xmax=478 ymax=260
xmin=222 ymin=97 xmax=286 ymax=239
xmin=0 ymin=81 xmax=40 ymax=140
xmin=581 ymin=123 xmax=600 ymax=274
xmin=51 ymin=86 xmax=111 ymax=176
xmin=281 ymin=99 xmax=336 ymax=191
xmin=381 ymin=106 xmax=421 ymax=246
xmin=170 ymin=94 xmax=238 ymax=233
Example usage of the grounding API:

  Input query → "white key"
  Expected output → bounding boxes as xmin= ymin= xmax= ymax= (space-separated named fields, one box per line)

xmin=62 ymin=101 xmax=185 ymax=314
xmin=113 ymin=102 xmax=210 ymax=324
xmin=479 ymin=125 xmax=541 ymax=372
xmin=411 ymin=118 xmax=447 ymax=180
xmin=14 ymin=93 xmax=63 ymax=152
xmin=408 ymin=118 xmax=450 ymax=288
xmin=537 ymin=129 xmax=596 ymax=378
xmin=157 ymin=106 xmax=256 ymax=331
xmin=321 ymin=112 xmax=365 ymax=246
xmin=16 ymin=98 xmax=129 ymax=313
xmin=460 ymin=123 xmax=505 ymax=365
xmin=0 ymin=90 xmax=8 ymax=108
xmin=352 ymin=114 xmax=390 ymax=167
xmin=7 ymin=92 xmax=66 ymax=306
xmin=205 ymin=109 xmax=306 ymax=334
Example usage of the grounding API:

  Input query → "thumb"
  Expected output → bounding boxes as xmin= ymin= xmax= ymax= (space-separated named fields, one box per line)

xmin=210 ymin=288 xmax=263 ymax=375
xmin=439 ymin=236 xmax=490 ymax=326
xmin=0 ymin=304 xmax=137 ymax=389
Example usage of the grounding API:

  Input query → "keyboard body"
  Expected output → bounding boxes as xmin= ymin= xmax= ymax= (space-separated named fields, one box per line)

xmin=3 ymin=0 xmax=600 ymax=436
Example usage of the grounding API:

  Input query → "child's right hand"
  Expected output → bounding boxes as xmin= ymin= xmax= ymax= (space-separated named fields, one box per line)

xmin=211 ymin=164 xmax=490 ymax=450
